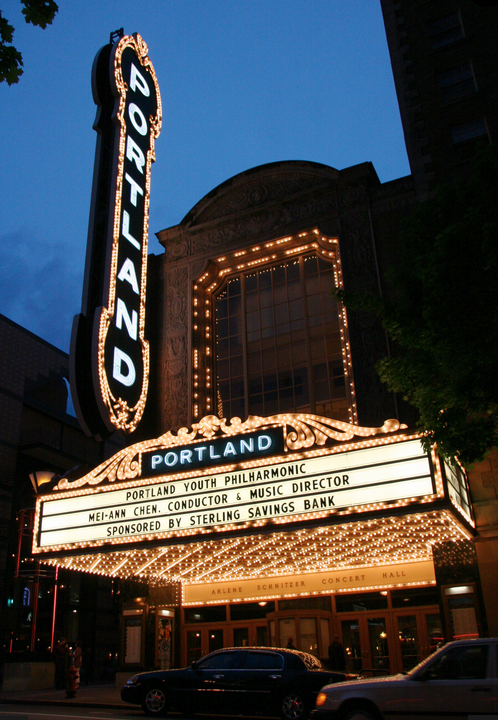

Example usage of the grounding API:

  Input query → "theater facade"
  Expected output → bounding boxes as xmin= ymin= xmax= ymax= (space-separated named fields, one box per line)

xmin=32 ymin=147 xmax=486 ymax=675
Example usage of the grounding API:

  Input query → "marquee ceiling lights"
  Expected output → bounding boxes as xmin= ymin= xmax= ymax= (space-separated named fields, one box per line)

xmin=40 ymin=510 xmax=470 ymax=590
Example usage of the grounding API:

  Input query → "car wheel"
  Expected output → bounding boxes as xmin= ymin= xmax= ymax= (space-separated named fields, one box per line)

xmin=281 ymin=692 xmax=308 ymax=720
xmin=142 ymin=686 xmax=169 ymax=716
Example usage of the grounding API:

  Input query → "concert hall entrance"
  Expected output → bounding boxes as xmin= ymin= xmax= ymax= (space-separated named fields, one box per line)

xmin=180 ymin=588 xmax=443 ymax=674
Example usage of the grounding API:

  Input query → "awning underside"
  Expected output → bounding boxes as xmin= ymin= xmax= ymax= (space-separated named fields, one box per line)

xmin=40 ymin=510 xmax=469 ymax=586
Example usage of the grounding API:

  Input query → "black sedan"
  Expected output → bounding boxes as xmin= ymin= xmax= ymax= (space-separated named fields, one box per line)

xmin=121 ymin=646 xmax=357 ymax=719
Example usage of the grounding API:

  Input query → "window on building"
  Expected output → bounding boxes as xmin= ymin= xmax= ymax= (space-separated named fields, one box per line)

xmin=444 ymin=460 xmax=471 ymax=520
xmin=214 ymin=254 xmax=349 ymax=422
xmin=429 ymin=13 xmax=464 ymax=50
xmin=451 ymin=117 xmax=488 ymax=145
xmin=438 ymin=63 xmax=476 ymax=103
xmin=192 ymin=231 xmax=356 ymax=423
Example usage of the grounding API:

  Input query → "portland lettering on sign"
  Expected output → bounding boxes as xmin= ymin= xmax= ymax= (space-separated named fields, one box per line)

xmin=71 ymin=32 xmax=161 ymax=439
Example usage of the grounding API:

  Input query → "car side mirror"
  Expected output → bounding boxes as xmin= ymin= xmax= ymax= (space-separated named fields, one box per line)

xmin=191 ymin=661 xmax=198 ymax=671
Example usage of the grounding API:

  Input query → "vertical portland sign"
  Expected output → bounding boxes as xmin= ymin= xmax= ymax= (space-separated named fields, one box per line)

xmin=71 ymin=32 xmax=162 ymax=439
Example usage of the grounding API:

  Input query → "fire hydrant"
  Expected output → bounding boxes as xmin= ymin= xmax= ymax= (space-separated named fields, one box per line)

xmin=66 ymin=663 xmax=78 ymax=698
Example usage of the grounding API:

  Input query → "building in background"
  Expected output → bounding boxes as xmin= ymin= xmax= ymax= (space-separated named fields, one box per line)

xmin=0 ymin=314 xmax=124 ymax=680
xmin=381 ymin=0 xmax=498 ymax=196
xmin=380 ymin=0 xmax=498 ymax=645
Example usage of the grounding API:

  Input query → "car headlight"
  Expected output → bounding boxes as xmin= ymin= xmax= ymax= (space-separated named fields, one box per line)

xmin=126 ymin=675 xmax=139 ymax=685
xmin=316 ymin=692 xmax=327 ymax=707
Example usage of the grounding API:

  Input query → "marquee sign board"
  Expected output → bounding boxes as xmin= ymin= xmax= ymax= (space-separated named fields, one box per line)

xmin=35 ymin=438 xmax=434 ymax=549
xmin=70 ymin=33 xmax=161 ymax=439
xmin=32 ymin=415 xmax=451 ymax=556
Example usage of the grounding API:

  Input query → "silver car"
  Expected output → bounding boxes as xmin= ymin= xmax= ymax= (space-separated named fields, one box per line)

xmin=311 ymin=638 xmax=498 ymax=720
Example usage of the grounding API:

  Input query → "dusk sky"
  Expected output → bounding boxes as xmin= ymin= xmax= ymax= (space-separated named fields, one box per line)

xmin=0 ymin=0 xmax=410 ymax=352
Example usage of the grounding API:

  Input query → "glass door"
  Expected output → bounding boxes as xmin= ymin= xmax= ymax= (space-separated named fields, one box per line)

xmin=278 ymin=617 xmax=296 ymax=649
xmin=185 ymin=626 xmax=226 ymax=665
xmin=393 ymin=610 xmax=443 ymax=671
xmin=299 ymin=617 xmax=318 ymax=655
xmin=186 ymin=629 xmax=203 ymax=665
xmin=423 ymin=611 xmax=444 ymax=656
xmin=341 ymin=618 xmax=362 ymax=673
xmin=233 ymin=626 xmax=250 ymax=647
xmin=265 ymin=610 xmax=333 ymax=657
xmin=367 ymin=617 xmax=390 ymax=673
xmin=209 ymin=628 xmax=224 ymax=653
xmin=396 ymin=615 xmax=421 ymax=671
xmin=230 ymin=620 xmax=271 ymax=648
xmin=340 ymin=615 xmax=393 ymax=675
xmin=256 ymin=625 xmax=268 ymax=646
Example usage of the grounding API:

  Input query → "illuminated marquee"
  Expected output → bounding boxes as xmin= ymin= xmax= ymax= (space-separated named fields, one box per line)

xmin=36 ymin=437 xmax=434 ymax=549
xmin=71 ymin=32 xmax=161 ymax=438
xmin=32 ymin=413 xmax=455 ymax=556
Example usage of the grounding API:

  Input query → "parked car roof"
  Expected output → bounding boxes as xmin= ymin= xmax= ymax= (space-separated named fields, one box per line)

xmin=207 ymin=646 xmax=323 ymax=671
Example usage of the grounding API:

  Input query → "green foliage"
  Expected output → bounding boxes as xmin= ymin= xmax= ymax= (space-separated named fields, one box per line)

xmin=21 ymin=0 xmax=58 ymax=28
xmin=0 ymin=1 xmax=58 ymax=84
xmin=0 ymin=13 xmax=23 ymax=84
xmin=337 ymin=146 xmax=498 ymax=467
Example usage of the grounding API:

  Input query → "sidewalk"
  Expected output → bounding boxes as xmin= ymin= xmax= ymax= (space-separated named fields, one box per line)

xmin=0 ymin=682 xmax=125 ymax=709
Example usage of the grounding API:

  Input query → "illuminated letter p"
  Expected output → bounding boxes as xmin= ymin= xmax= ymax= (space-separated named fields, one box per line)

xmin=130 ymin=63 xmax=150 ymax=97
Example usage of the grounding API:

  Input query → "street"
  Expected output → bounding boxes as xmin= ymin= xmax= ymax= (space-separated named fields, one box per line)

xmin=0 ymin=708 xmax=142 ymax=720
xmin=0 ymin=705 xmax=274 ymax=720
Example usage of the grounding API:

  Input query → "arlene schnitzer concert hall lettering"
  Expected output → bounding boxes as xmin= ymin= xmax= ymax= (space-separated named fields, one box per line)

xmin=36 ymin=438 xmax=435 ymax=550
xmin=70 ymin=33 xmax=161 ymax=439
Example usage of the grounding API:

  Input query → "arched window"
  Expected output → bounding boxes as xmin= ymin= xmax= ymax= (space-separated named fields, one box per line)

xmin=192 ymin=230 xmax=356 ymax=424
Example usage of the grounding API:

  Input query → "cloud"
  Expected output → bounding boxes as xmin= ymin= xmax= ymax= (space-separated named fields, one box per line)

xmin=0 ymin=229 xmax=82 ymax=352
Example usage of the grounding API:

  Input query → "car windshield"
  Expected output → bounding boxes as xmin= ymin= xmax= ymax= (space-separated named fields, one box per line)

xmin=406 ymin=642 xmax=451 ymax=676
xmin=409 ymin=642 xmax=491 ymax=680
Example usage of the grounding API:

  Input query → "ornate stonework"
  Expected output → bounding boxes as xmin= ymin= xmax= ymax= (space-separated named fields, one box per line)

xmin=153 ymin=160 xmax=407 ymax=436
xmin=162 ymin=267 xmax=189 ymax=429
xmin=192 ymin=174 xmax=336 ymax=225
xmin=190 ymin=193 xmax=337 ymax=256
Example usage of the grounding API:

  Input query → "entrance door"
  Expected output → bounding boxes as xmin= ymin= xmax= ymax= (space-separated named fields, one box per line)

xmin=186 ymin=626 xmax=226 ymax=665
xmin=185 ymin=620 xmax=269 ymax=664
xmin=340 ymin=615 xmax=393 ymax=675
xmin=394 ymin=610 xmax=444 ymax=672
xmin=232 ymin=622 xmax=269 ymax=648
xmin=396 ymin=614 xmax=421 ymax=671
xmin=233 ymin=626 xmax=250 ymax=647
